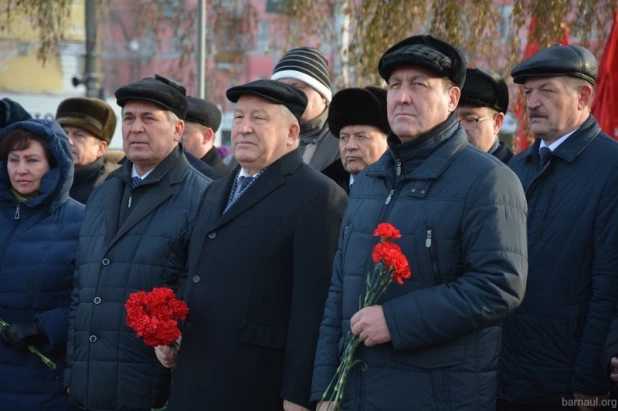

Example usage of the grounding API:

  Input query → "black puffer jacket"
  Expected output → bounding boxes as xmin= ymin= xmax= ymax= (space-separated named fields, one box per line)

xmin=65 ymin=146 xmax=211 ymax=410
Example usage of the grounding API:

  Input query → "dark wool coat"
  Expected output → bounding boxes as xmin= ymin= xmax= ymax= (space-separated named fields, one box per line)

xmin=166 ymin=150 xmax=348 ymax=411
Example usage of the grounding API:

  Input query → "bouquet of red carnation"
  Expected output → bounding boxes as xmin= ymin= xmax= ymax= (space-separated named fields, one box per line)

xmin=125 ymin=287 xmax=189 ymax=348
xmin=319 ymin=222 xmax=411 ymax=410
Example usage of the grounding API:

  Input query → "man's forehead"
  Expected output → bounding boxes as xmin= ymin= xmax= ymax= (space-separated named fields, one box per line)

xmin=457 ymin=105 xmax=490 ymax=116
xmin=122 ymin=100 xmax=167 ymax=114
xmin=340 ymin=124 xmax=384 ymax=135
xmin=389 ymin=66 xmax=440 ymax=80
xmin=234 ymin=95 xmax=279 ymax=111
xmin=523 ymin=76 xmax=565 ymax=88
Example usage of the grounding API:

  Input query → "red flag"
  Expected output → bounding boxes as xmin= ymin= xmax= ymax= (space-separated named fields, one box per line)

xmin=591 ymin=11 xmax=618 ymax=140
xmin=513 ymin=20 xmax=571 ymax=152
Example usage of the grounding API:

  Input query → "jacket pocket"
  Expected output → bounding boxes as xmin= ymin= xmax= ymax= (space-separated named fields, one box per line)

xmin=539 ymin=185 xmax=556 ymax=239
xmin=392 ymin=342 xmax=467 ymax=369
xmin=237 ymin=320 xmax=286 ymax=350
xmin=425 ymin=227 xmax=441 ymax=285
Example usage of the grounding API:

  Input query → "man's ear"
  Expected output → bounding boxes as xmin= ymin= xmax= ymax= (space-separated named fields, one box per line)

xmin=578 ymin=84 xmax=594 ymax=109
xmin=203 ymin=127 xmax=215 ymax=145
xmin=173 ymin=120 xmax=185 ymax=143
xmin=447 ymin=86 xmax=461 ymax=113
xmin=493 ymin=112 xmax=505 ymax=136
xmin=97 ymin=140 xmax=108 ymax=157
xmin=287 ymin=122 xmax=300 ymax=147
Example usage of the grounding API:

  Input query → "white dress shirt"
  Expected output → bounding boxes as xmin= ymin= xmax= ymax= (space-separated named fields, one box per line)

xmin=539 ymin=128 xmax=579 ymax=153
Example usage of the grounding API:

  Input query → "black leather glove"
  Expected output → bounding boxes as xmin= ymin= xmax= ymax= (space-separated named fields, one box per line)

xmin=0 ymin=321 xmax=46 ymax=350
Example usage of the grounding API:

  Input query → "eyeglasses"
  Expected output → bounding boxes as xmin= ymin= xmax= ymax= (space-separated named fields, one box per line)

xmin=457 ymin=116 xmax=492 ymax=130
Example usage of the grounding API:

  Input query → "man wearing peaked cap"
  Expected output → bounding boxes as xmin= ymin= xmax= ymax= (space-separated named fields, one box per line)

xmin=65 ymin=74 xmax=212 ymax=411
xmin=56 ymin=97 xmax=120 ymax=203
xmin=457 ymin=67 xmax=514 ymax=163
xmin=183 ymin=96 xmax=227 ymax=178
xmin=500 ymin=45 xmax=618 ymax=411
xmin=312 ymin=35 xmax=528 ymax=411
xmin=325 ymin=86 xmax=390 ymax=194
xmin=267 ymin=47 xmax=347 ymax=186
xmin=160 ymin=78 xmax=348 ymax=411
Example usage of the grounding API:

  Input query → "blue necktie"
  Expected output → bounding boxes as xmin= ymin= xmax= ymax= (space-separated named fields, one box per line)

xmin=539 ymin=147 xmax=552 ymax=167
xmin=131 ymin=176 xmax=142 ymax=189
xmin=235 ymin=176 xmax=254 ymax=200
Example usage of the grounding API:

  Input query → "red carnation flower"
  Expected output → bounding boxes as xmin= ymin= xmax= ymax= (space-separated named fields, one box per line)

xmin=373 ymin=222 xmax=402 ymax=240
xmin=125 ymin=287 xmax=189 ymax=348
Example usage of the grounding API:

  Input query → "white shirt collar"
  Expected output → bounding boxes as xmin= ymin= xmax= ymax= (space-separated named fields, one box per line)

xmin=349 ymin=174 xmax=355 ymax=186
xmin=238 ymin=168 xmax=251 ymax=179
xmin=539 ymin=128 xmax=579 ymax=152
xmin=131 ymin=165 xmax=155 ymax=180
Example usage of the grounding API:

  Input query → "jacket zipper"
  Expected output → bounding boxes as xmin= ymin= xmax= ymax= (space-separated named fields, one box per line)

xmin=426 ymin=228 xmax=441 ymax=285
xmin=359 ymin=159 xmax=402 ymax=303
xmin=0 ymin=205 xmax=21 ymax=269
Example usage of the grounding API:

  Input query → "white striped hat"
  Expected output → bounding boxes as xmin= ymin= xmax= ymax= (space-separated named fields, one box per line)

xmin=271 ymin=47 xmax=332 ymax=103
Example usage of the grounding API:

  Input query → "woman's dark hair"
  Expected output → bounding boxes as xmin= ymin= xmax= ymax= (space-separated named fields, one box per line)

xmin=0 ymin=128 xmax=56 ymax=168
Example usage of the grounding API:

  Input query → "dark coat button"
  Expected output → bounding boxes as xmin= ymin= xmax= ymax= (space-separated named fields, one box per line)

xmin=192 ymin=275 xmax=200 ymax=284
xmin=102 ymin=258 xmax=110 ymax=266
xmin=89 ymin=335 xmax=97 ymax=343
xmin=93 ymin=297 xmax=102 ymax=304
xmin=185 ymin=322 xmax=194 ymax=332
xmin=208 ymin=232 xmax=216 ymax=239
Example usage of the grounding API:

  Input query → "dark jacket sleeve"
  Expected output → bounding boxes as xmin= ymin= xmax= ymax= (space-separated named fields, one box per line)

xmin=602 ymin=313 xmax=618 ymax=382
xmin=64 ymin=265 xmax=80 ymax=388
xmin=33 ymin=257 xmax=75 ymax=353
xmin=310 ymin=219 xmax=347 ymax=403
xmin=280 ymin=183 xmax=347 ymax=408
xmin=383 ymin=166 xmax=528 ymax=352
xmin=572 ymin=168 xmax=618 ymax=395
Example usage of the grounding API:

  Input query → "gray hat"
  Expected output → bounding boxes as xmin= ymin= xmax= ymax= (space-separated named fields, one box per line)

xmin=511 ymin=44 xmax=598 ymax=85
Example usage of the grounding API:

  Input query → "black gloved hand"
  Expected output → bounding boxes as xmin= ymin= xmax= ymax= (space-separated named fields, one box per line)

xmin=0 ymin=321 xmax=46 ymax=350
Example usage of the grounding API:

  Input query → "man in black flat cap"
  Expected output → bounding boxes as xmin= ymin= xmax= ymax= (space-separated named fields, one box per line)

xmin=499 ymin=44 xmax=618 ymax=411
xmin=327 ymin=86 xmax=390 ymax=193
xmin=457 ymin=67 xmax=514 ymax=163
xmin=183 ymin=96 xmax=227 ymax=178
xmin=155 ymin=79 xmax=348 ymax=411
xmin=312 ymin=34 xmax=527 ymax=411
xmin=56 ymin=97 xmax=120 ymax=203
xmin=65 ymin=74 xmax=212 ymax=411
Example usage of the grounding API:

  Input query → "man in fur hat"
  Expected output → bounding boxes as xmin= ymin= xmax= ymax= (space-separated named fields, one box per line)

xmin=56 ymin=97 xmax=119 ymax=204
xmin=328 ymin=86 xmax=390 ymax=193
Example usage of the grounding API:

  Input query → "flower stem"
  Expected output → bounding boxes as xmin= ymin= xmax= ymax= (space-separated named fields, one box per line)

xmin=0 ymin=318 xmax=56 ymax=370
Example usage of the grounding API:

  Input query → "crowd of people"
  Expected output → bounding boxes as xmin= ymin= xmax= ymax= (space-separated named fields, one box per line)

xmin=0 ymin=33 xmax=617 ymax=411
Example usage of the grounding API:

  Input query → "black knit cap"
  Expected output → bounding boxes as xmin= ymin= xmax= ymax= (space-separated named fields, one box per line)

xmin=460 ymin=68 xmax=509 ymax=114
xmin=378 ymin=35 xmax=467 ymax=87
xmin=271 ymin=47 xmax=332 ymax=103
xmin=328 ymin=86 xmax=391 ymax=137
xmin=0 ymin=98 xmax=32 ymax=129
xmin=114 ymin=74 xmax=188 ymax=119
xmin=186 ymin=97 xmax=222 ymax=132
xmin=226 ymin=79 xmax=308 ymax=122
